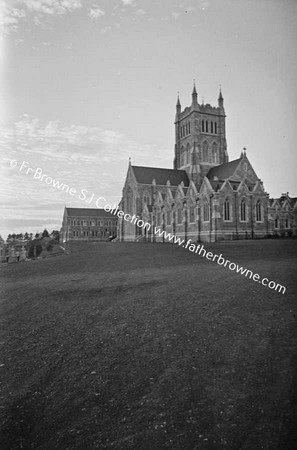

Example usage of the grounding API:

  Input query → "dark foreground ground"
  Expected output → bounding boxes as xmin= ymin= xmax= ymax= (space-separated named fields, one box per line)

xmin=1 ymin=239 xmax=297 ymax=449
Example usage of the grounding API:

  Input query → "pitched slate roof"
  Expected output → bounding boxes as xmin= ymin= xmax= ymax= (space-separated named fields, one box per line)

xmin=132 ymin=166 xmax=189 ymax=186
xmin=207 ymin=158 xmax=241 ymax=181
xmin=66 ymin=208 xmax=115 ymax=218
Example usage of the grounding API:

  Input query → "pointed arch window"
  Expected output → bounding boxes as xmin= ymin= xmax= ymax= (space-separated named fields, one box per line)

xmin=240 ymin=199 xmax=247 ymax=221
xmin=203 ymin=201 xmax=209 ymax=222
xmin=211 ymin=122 xmax=213 ymax=133
xmin=215 ymin=122 xmax=217 ymax=134
xmin=189 ymin=205 xmax=195 ymax=223
xmin=202 ymin=120 xmax=205 ymax=132
xmin=166 ymin=211 xmax=171 ymax=226
xmin=202 ymin=141 xmax=208 ymax=162
xmin=186 ymin=143 xmax=190 ymax=165
xmin=212 ymin=142 xmax=218 ymax=164
xmin=285 ymin=215 xmax=289 ymax=229
xmin=180 ymin=146 xmax=185 ymax=166
xmin=256 ymin=200 xmax=262 ymax=222
xmin=275 ymin=216 xmax=279 ymax=229
xmin=177 ymin=207 xmax=183 ymax=224
xmin=127 ymin=188 xmax=134 ymax=214
xmin=224 ymin=198 xmax=231 ymax=221
xmin=206 ymin=121 xmax=208 ymax=133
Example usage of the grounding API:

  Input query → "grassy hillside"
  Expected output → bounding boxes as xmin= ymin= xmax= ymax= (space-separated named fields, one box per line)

xmin=1 ymin=240 xmax=297 ymax=449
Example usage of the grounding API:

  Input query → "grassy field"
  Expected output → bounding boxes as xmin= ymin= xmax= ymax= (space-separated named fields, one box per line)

xmin=1 ymin=239 xmax=297 ymax=449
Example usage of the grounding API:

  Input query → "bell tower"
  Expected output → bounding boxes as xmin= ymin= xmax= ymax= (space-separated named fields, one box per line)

xmin=174 ymin=82 xmax=228 ymax=188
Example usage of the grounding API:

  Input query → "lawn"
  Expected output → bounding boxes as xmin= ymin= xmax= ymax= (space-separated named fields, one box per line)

xmin=1 ymin=239 xmax=297 ymax=449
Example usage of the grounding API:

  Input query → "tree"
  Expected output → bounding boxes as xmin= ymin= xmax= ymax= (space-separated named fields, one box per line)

xmin=24 ymin=232 xmax=29 ymax=240
xmin=42 ymin=229 xmax=50 ymax=238
xmin=51 ymin=230 xmax=60 ymax=243
xmin=35 ymin=233 xmax=40 ymax=239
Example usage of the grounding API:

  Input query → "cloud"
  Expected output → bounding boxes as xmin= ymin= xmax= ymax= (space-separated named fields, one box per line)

xmin=88 ymin=7 xmax=105 ymax=20
xmin=0 ymin=0 xmax=82 ymax=35
xmin=121 ymin=0 xmax=135 ymax=5
xmin=101 ymin=25 xmax=112 ymax=34
xmin=0 ymin=2 xmax=26 ymax=36
xmin=171 ymin=11 xmax=180 ymax=21
xmin=0 ymin=116 xmax=169 ymax=237
xmin=135 ymin=8 xmax=145 ymax=16
xmin=21 ymin=0 xmax=82 ymax=15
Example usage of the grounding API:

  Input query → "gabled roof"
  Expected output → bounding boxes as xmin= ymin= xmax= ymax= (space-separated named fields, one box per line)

xmin=132 ymin=165 xmax=189 ymax=186
xmin=65 ymin=208 xmax=115 ymax=218
xmin=207 ymin=158 xmax=241 ymax=181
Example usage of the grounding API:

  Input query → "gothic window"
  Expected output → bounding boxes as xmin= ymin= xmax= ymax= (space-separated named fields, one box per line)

xmin=189 ymin=205 xmax=195 ymax=223
xmin=186 ymin=143 xmax=190 ymax=165
xmin=177 ymin=208 xmax=183 ymax=224
xmin=202 ymin=141 xmax=208 ymax=162
xmin=188 ymin=122 xmax=191 ymax=133
xmin=240 ymin=199 xmax=247 ymax=221
xmin=212 ymin=142 xmax=218 ymax=164
xmin=180 ymin=146 xmax=185 ymax=166
xmin=209 ymin=148 xmax=213 ymax=164
xmin=202 ymin=120 xmax=205 ymax=132
xmin=127 ymin=188 xmax=134 ymax=214
xmin=211 ymin=122 xmax=213 ymax=133
xmin=285 ymin=215 xmax=289 ymax=228
xmin=203 ymin=201 xmax=210 ymax=221
xmin=157 ymin=212 xmax=161 ymax=226
xmin=206 ymin=121 xmax=208 ymax=133
xmin=166 ymin=211 xmax=171 ymax=225
xmin=224 ymin=198 xmax=231 ymax=221
xmin=275 ymin=216 xmax=279 ymax=229
xmin=256 ymin=200 xmax=262 ymax=222
xmin=215 ymin=122 xmax=217 ymax=134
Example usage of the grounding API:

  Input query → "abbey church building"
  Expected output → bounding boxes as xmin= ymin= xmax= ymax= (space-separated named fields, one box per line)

xmin=119 ymin=84 xmax=296 ymax=242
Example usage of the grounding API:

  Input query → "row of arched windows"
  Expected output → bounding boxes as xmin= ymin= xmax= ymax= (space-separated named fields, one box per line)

xmin=70 ymin=219 xmax=115 ymax=226
xmin=274 ymin=215 xmax=290 ymax=229
xmin=153 ymin=199 xmax=265 ymax=224
xmin=180 ymin=122 xmax=190 ymax=138
xmin=202 ymin=199 xmax=263 ymax=222
xmin=180 ymin=141 xmax=219 ymax=166
xmin=202 ymin=120 xmax=217 ymax=134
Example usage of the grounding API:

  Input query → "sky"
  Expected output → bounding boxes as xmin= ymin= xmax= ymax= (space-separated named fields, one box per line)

xmin=0 ymin=0 xmax=297 ymax=239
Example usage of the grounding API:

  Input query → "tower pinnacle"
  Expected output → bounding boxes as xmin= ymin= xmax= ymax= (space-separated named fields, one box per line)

xmin=192 ymin=79 xmax=198 ymax=103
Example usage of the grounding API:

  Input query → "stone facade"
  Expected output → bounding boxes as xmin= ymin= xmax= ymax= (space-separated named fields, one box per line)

xmin=61 ymin=207 xmax=117 ymax=242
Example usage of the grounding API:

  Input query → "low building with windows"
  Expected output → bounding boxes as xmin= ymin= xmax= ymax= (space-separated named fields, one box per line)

xmin=61 ymin=207 xmax=117 ymax=242
xmin=268 ymin=194 xmax=297 ymax=237
xmin=119 ymin=83 xmax=296 ymax=242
